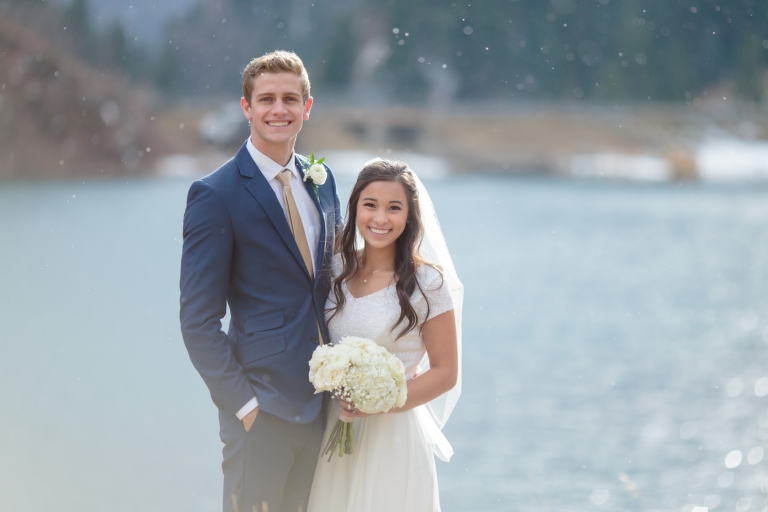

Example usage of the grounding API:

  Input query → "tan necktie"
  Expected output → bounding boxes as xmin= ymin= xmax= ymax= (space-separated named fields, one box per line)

xmin=277 ymin=169 xmax=314 ymax=279
xmin=276 ymin=169 xmax=324 ymax=345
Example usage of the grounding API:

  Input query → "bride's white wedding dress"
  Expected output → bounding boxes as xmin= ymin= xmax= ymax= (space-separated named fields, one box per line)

xmin=306 ymin=256 xmax=455 ymax=512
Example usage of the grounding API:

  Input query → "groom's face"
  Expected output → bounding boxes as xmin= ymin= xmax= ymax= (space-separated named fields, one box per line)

xmin=241 ymin=71 xmax=313 ymax=154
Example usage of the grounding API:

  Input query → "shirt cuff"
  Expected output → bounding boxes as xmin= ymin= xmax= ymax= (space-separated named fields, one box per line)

xmin=235 ymin=396 xmax=259 ymax=420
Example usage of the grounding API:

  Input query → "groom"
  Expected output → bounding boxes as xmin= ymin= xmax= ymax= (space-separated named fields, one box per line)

xmin=179 ymin=51 xmax=341 ymax=512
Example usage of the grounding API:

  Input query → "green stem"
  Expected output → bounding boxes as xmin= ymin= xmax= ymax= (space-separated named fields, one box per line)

xmin=322 ymin=420 xmax=342 ymax=462
xmin=321 ymin=419 xmax=357 ymax=460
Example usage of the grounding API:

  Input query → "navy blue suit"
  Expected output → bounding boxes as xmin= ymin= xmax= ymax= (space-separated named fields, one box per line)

xmin=180 ymin=142 xmax=341 ymax=512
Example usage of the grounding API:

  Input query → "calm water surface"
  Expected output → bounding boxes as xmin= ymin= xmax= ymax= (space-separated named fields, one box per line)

xmin=1 ymin=175 xmax=768 ymax=512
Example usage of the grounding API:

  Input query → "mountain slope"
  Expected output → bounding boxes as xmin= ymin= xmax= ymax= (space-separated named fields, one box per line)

xmin=0 ymin=13 xmax=182 ymax=179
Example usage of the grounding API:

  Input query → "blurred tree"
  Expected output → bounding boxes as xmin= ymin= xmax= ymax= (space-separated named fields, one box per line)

xmin=154 ymin=43 xmax=183 ymax=94
xmin=734 ymin=33 xmax=763 ymax=101
xmin=101 ymin=20 xmax=130 ymax=71
xmin=10 ymin=0 xmax=768 ymax=102
xmin=62 ymin=0 xmax=94 ymax=60
xmin=95 ymin=19 xmax=150 ymax=80
xmin=449 ymin=0 xmax=519 ymax=99
xmin=318 ymin=13 xmax=356 ymax=89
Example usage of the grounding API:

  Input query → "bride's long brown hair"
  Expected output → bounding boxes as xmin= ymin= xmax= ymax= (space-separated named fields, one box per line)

xmin=327 ymin=159 xmax=440 ymax=338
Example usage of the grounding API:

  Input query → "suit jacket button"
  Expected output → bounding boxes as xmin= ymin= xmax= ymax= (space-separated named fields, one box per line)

xmin=311 ymin=336 xmax=319 ymax=344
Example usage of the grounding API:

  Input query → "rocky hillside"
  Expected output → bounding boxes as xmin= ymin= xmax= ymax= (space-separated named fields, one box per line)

xmin=0 ymin=13 xmax=186 ymax=180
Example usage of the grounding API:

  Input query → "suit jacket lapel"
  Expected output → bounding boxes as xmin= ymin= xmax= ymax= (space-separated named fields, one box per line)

xmin=238 ymin=145 xmax=309 ymax=280
xmin=296 ymin=156 xmax=329 ymax=280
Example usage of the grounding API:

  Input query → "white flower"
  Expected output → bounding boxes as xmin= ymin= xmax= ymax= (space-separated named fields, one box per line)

xmin=305 ymin=163 xmax=327 ymax=185
xmin=308 ymin=344 xmax=331 ymax=383
xmin=396 ymin=384 xmax=407 ymax=407
xmin=348 ymin=347 xmax=369 ymax=366
xmin=388 ymin=356 xmax=406 ymax=382
xmin=319 ymin=362 xmax=346 ymax=389
xmin=338 ymin=336 xmax=367 ymax=347
xmin=328 ymin=349 xmax=351 ymax=367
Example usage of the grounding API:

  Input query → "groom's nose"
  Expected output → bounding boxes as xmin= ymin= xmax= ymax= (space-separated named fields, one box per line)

xmin=272 ymin=99 xmax=288 ymax=113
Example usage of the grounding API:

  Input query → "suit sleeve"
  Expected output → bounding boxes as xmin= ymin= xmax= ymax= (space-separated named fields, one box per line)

xmin=179 ymin=179 xmax=255 ymax=417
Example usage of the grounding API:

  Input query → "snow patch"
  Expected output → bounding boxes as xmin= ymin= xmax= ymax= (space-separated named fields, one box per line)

xmin=570 ymin=153 xmax=672 ymax=182
xmin=696 ymin=139 xmax=768 ymax=181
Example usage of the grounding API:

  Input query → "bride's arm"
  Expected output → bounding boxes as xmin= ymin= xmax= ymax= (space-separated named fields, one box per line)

xmin=393 ymin=310 xmax=458 ymax=412
xmin=340 ymin=310 xmax=458 ymax=417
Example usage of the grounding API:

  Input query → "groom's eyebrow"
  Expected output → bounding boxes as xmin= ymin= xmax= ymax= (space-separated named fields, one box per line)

xmin=254 ymin=92 xmax=299 ymax=98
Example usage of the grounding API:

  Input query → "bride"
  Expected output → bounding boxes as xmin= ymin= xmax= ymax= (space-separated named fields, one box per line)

xmin=306 ymin=159 xmax=463 ymax=512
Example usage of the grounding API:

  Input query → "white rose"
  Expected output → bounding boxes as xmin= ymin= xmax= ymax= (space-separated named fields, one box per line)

xmin=363 ymin=342 xmax=386 ymax=356
xmin=349 ymin=348 xmax=369 ymax=366
xmin=308 ymin=345 xmax=331 ymax=384
xmin=396 ymin=385 xmax=407 ymax=407
xmin=307 ymin=164 xmax=327 ymax=185
xmin=327 ymin=360 xmax=349 ymax=386
xmin=387 ymin=355 xmax=405 ymax=380
xmin=339 ymin=336 xmax=367 ymax=348
xmin=328 ymin=350 xmax=350 ymax=368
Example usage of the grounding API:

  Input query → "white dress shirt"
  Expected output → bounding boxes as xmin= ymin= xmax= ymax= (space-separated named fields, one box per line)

xmin=236 ymin=139 xmax=323 ymax=420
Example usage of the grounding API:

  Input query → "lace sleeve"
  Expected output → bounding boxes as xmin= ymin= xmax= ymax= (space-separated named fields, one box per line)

xmin=417 ymin=265 xmax=454 ymax=322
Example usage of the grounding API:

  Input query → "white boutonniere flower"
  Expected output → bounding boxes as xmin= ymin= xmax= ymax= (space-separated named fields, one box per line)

xmin=303 ymin=153 xmax=327 ymax=200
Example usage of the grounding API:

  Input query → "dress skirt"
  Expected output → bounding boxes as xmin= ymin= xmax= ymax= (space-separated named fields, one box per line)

xmin=306 ymin=399 xmax=441 ymax=512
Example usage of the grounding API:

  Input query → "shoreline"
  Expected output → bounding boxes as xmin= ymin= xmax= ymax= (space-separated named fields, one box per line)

xmin=3 ymin=99 xmax=768 ymax=183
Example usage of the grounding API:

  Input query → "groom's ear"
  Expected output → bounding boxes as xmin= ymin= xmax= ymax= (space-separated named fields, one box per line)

xmin=303 ymin=96 xmax=313 ymax=121
xmin=241 ymin=96 xmax=252 ymax=122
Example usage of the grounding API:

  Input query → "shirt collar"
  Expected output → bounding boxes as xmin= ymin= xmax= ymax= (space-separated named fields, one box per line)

xmin=245 ymin=138 xmax=300 ymax=182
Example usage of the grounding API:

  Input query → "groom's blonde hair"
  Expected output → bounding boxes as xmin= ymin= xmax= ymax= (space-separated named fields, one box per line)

xmin=242 ymin=51 xmax=311 ymax=104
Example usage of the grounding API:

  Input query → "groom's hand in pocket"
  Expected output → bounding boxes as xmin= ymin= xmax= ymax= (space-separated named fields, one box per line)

xmin=243 ymin=407 xmax=259 ymax=432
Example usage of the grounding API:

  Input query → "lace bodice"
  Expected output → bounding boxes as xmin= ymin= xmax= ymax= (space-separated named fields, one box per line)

xmin=324 ymin=255 xmax=454 ymax=379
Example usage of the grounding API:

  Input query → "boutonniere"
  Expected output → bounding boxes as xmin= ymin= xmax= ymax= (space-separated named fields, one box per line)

xmin=303 ymin=153 xmax=327 ymax=201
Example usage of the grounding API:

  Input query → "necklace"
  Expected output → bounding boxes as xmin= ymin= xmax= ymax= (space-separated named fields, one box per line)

xmin=362 ymin=266 xmax=393 ymax=283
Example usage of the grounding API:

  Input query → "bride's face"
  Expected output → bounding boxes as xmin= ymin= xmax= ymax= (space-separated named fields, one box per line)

xmin=356 ymin=180 xmax=409 ymax=251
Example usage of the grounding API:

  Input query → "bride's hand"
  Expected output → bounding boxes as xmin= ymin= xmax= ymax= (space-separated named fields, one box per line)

xmin=339 ymin=398 xmax=370 ymax=418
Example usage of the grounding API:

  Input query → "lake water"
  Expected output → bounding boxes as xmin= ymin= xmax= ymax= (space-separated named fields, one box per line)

xmin=1 ymin=175 xmax=768 ymax=512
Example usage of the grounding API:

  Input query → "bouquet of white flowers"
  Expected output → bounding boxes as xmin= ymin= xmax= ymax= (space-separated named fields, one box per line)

xmin=309 ymin=336 xmax=408 ymax=459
